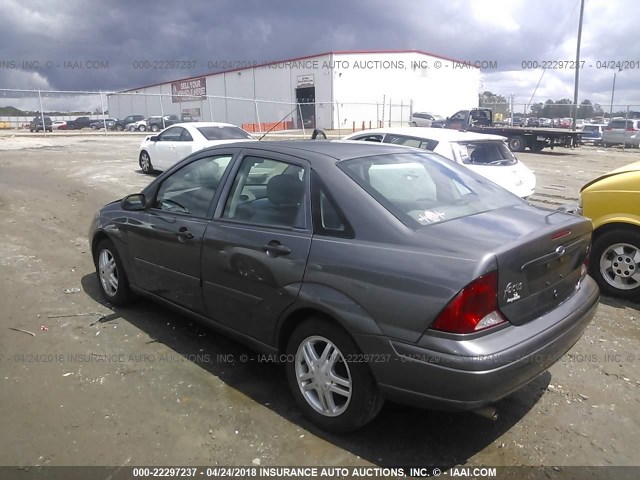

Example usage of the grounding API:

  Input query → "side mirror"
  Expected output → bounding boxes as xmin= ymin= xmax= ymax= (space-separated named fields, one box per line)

xmin=149 ymin=135 xmax=159 ymax=142
xmin=121 ymin=193 xmax=146 ymax=211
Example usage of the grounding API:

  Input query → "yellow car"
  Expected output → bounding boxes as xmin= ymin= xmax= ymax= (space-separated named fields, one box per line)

xmin=579 ymin=161 xmax=640 ymax=300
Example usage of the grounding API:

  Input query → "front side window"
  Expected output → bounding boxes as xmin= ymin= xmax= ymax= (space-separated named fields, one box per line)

xmin=456 ymin=141 xmax=517 ymax=166
xmin=340 ymin=152 xmax=519 ymax=228
xmin=223 ymin=156 xmax=307 ymax=229
xmin=153 ymin=155 xmax=233 ymax=217
xmin=158 ymin=127 xmax=183 ymax=141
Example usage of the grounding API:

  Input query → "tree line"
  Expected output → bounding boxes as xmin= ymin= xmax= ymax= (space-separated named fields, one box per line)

xmin=478 ymin=91 xmax=634 ymax=119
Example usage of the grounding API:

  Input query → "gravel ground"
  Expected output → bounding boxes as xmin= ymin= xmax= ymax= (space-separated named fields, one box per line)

xmin=0 ymin=134 xmax=638 ymax=471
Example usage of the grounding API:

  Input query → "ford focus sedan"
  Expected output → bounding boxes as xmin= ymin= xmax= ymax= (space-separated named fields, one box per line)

xmin=90 ymin=141 xmax=598 ymax=432
xmin=343 ymin=127 xmax=536 ymax=198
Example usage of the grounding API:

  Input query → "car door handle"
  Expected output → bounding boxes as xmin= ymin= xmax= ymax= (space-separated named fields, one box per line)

xmin=262 ymin=241 xmax=291 ymax=257
xmin=175 ymin=227 xmax=194 ymax=241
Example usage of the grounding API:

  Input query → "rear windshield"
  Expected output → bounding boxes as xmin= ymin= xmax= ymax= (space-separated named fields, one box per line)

xmin=197 ymin=126 xmax=253 ymax=140
xmin=456 ymin=140 xmax=516 ymax=166
xmin=608 ymin=120 xmax=630 ymax=129
xmin=582 ymin=125 xmax=600 ymax=133
xmin=340 ymin=152 xmax=520 ymax=228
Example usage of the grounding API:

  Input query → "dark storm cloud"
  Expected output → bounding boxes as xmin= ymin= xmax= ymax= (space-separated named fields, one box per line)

xmin=0 ymin=0 xmax=638 ymax=106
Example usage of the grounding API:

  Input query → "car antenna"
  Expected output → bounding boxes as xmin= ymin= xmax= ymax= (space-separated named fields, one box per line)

xmin=258 ymin=106 xmax=300 ymax=141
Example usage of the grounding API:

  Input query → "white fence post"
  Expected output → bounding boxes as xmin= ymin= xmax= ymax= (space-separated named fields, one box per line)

xmin=159 ymin=94 xmax=165 ymax=130
xmin=99 ymin=91 xmax=107 ymax=136
xmin=254 ymin=100 xmax=262 ymax=135
xmin=38 ymin=89 xmax=46 ymax=136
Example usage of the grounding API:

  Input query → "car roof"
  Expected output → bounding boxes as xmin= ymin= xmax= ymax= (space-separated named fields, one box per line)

xmin=344 ymin=127 xmax=507 ymax=142
xmin=200 ymin=140 xmax=417 ymax=162
xmin=176 ymin=122 xmax=243 ymax=129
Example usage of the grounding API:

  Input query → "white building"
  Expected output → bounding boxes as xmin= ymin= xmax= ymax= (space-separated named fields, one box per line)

xmin=108 ymin=50 xmax=480 ymax=130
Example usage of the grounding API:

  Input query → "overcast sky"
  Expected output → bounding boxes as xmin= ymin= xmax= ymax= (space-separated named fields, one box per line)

xmin=1 ymin=0 xmax=639 ymax=111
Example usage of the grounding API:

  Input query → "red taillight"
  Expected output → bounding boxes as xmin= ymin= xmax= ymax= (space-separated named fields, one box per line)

xmin=430 ymin=271 xmax=507 ymax=334
xmin=626 ymin=127 xmax=638 ymax=132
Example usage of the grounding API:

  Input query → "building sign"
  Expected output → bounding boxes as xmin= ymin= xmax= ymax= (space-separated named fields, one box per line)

xmin=172 ymin=77 xmax=207 ymax=103
xmin=297 ymin=74 xmax=315 ymax=87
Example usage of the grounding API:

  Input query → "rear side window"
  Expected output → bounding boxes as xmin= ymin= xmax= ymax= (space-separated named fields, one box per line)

xmin=340 ymin=152 xmax=519 ymax=228
xmin=350 ymin=134 xmax=384 ymax=143
xmin=311 ymin=172 xmax=353 ymax=238
xmin=382 ymin=134 xmax=439 ymax=151
xmin=197 ymin=126 xmax=253 ymax=140
xmin=457 ymin=141 xmax=516 ymax=165
xmin=608 ymin=120 xmax=628 ymax=129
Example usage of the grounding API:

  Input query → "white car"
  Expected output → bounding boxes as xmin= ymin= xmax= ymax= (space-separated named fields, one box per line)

xmin=138 ymin=122 xmax=255 ymax=174
xmin=342 ymin=127 xmax=536 ymax=198
xmin=127 ymin=120 xmax=148 ymax=132
xmin=52 ymin=120 xmax=67 ymax=130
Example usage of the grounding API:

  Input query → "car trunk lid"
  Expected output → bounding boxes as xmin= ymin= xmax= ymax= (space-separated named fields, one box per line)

xmin=415 ymin=204 xmax=592 ymax=326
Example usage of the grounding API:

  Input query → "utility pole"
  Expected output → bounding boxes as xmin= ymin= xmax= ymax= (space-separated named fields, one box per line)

xmin=571 ymin=0 xmax=585 ymax=130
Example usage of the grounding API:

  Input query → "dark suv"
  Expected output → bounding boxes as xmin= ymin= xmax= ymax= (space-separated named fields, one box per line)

xmin=114 ymin=115 xmax=146 ymax=131
xmin=29 ymin=116 xmax=53 ymax=132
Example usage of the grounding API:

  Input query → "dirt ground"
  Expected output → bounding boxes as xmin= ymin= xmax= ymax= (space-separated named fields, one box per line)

xmin=0 ymin=133 xmax=638 ymax=469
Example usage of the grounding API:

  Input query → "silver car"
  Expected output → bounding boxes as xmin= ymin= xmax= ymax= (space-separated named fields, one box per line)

xmin=602 ymin=119 xmax=640 ymax=147
xmin=410 ymin=112 xmax=445 ymax=127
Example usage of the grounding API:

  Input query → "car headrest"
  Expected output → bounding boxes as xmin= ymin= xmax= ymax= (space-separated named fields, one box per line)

xmin=267 ymin=174 xmax=304 ymax=206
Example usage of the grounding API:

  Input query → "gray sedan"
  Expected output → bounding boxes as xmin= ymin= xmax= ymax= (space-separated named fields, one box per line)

xmin=89 ymin=141 xmax=599 ymax=432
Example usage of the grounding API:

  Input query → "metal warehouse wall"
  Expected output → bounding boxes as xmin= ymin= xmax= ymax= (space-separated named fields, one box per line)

xmin=107 ymin=53 xmax=334 ymax=129
xmin=107 ymin=51 xmax=480 ymax=129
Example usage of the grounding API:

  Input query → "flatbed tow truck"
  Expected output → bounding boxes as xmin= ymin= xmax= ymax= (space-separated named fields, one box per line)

xmin=444 ymin=108 xmax=582 ymax=153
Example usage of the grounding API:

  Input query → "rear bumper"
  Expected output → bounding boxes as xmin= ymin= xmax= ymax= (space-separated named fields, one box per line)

xmin=355 ymin=276 xmax=599 ymax=411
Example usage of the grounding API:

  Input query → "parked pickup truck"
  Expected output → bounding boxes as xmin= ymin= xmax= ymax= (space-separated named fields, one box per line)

xmin=147 ymin=115 xmax=181 ymax=132
xmin=444 ymin=108 xmax=583 ymax=152
xmin=67 ymin=116 xmax=98 ymax=130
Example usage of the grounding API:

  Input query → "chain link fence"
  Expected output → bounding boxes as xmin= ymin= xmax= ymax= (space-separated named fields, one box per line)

xmin=0 ymin=89 xmax=413 ymax=135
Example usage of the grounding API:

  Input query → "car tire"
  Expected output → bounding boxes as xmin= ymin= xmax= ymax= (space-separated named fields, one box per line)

xmin=139 ymin=125 xmax=147 ymax=132
xmin=285 ymin=317 xmax=384 ymax=433
xmin=128 ymin=125 xmax=136 ymax=132
xmin=590 ymin=228 xmax=640 ymax=300
xmin=508 ymin=135 xmax=526 ymax=152
xmin=116 ymin=125 xmax=124 ymax=132
xmin=94 ymin=238 xmax=133 ymax=306
xmin=151 ymin=125 xmax=159 ymax=132
xmin=410 ymin=122 xmax=417 ymax=127
xmin=139 ymin=151 xmax=154 ymax=174
xmin=530 ymin=141 xmax=545 ymax=152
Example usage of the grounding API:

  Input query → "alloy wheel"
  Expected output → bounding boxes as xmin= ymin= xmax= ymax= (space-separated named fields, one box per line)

xmin=295 ymin=335 xmax=352 ymax=417
xmin=98 ymin=249 xmax=119 ymax=297
xmin=599 ymin=242 xmax=640 ymax=291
